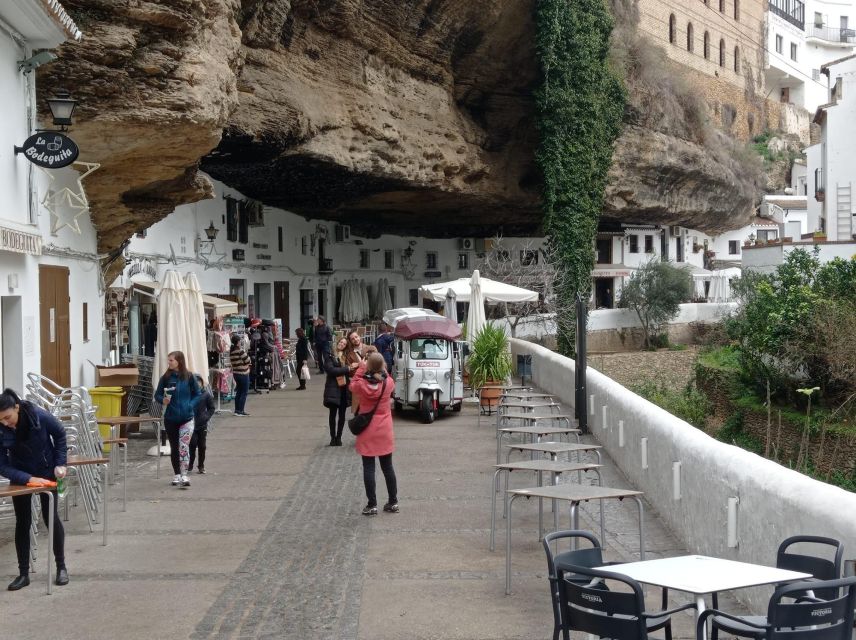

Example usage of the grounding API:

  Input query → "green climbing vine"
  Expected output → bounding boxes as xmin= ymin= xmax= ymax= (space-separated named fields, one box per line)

xmin=535 ymin=0 xmax=626 ymax=355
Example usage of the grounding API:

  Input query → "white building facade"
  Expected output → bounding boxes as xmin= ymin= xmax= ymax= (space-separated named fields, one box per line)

xmin=0 ymin=2 xmax=105 ymax=392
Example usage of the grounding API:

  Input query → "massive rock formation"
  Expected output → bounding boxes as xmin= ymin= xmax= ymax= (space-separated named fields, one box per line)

xmin=43 ymin=0 xmax=761 ymax=252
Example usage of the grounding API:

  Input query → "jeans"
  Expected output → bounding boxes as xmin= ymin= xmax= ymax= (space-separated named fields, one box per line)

xmin=165 ymin=419 xmax=194 ymax=475
xmin=189 ymin=427 xmax=207 ymax=470
xmin=328 ymin=405 xmax=346 ymax=440
xmin=13 ymin=491 xmax=65 ymax=574
xmin=233 ymin=373 xmax=249 ymax=413
xmin=362 ymin=454 xmax=397 ymax=508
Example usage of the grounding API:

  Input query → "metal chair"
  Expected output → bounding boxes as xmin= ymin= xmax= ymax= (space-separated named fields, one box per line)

xmin=700 ymin=576 xmax=856 ymax=640
xmin=556 ymin=563 xmax=694 ymax=640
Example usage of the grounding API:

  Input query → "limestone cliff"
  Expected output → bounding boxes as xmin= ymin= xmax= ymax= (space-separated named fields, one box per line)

xmin=43 ymin=0 xmax=762 ymax=253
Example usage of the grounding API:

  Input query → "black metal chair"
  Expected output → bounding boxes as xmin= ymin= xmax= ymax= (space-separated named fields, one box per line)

xmin=699 ymin=576 xmax=856 ymax=640
xmin=711 ymin=535 xmax=844 ymax=640
xmin=556 ymin=563 xmax=694 ymax=640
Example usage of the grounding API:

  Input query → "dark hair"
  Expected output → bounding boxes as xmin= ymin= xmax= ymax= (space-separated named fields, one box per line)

xmin=296 ymin=328 xmax=305 ymax=338
xmin=230 ymin=333 xmax=242 ymax=348
xmin=0 ymin=388 xmax=21 ymax=411
xmin=164 ymin=350 xmax=190 ymax=381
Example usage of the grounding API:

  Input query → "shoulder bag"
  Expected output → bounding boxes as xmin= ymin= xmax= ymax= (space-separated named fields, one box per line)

xmin=348 ymin=377 xmax=387 ymax=436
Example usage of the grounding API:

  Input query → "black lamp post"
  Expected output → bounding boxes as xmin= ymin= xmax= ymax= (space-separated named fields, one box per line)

xmin=46 ymin=89 xmax=77 ymax=131
xmin=204 ymin=221 xmax=219 ymax=241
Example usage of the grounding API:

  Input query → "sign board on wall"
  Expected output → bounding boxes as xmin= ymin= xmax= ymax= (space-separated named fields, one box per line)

xmin=15 ymin=133 xmax=79 ymax=169
xmin=0 ymin=226 xmax=41 ymax=255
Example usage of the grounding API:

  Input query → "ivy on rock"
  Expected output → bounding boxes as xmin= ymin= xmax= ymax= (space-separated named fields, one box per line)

xmin=535 ymin=0 xmax=626 ymax=355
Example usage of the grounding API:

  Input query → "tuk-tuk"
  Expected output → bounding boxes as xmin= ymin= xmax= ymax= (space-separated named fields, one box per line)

xmin=382 ymin=308 xmax=465 ymax=423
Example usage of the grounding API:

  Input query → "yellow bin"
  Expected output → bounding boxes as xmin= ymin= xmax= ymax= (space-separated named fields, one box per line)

xmin=89 ymin=386 xmax=125 ymax=453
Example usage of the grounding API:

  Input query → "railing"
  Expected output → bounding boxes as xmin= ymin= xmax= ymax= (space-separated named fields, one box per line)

xmin=815 ymin=168 xmax=825 ymax=201
xmin=318 ymin=258 xmax=333 ymax=273
xmin=769 ymin=0 xmax=805 ymax=30
xmin=809 ymin=25 xmax=856 ymax=44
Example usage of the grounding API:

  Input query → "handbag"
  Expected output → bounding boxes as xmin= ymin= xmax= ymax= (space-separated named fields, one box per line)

xmin=336 ymin=375 xmax=347 ymax=387
xmin=348 ymin=378 xmax=387 ymax=436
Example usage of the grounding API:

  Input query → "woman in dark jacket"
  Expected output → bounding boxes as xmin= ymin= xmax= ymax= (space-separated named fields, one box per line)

xmin=323 ymin=337 xmax=351 ymax=446
xmin=154 ymin=351 xmax=202 ymax=488
xmin=295 ymin=328 xmax=310 ymax=390
xmin=0 ymin=388 xmax=69 ymax=590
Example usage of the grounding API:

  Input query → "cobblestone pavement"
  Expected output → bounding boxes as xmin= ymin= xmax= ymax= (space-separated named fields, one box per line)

xmin=0 ymin=375 xmax=745 ymax=639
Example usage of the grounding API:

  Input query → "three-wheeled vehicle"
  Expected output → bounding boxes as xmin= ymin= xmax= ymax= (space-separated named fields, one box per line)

xmin=382 ymin=308 xmax=465 ymax=423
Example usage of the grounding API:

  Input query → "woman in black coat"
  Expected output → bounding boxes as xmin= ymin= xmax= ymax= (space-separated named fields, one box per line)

xmin=295 ymin=328 xmax=310 ymax=390
xmin=323 ymin=337 xmax=351 ymax=446
xmin=0 ymin=388 xmax=69 ymax=590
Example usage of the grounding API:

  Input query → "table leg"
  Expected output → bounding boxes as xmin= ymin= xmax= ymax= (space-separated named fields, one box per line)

xmin=552 ymin=471 xmax=559 ymax=534
xmin=495 ymin=433 xmax=505 ymax=491
xmin=45 ymin=491 xmax=54 ymax=596
xmin=490 ymin=468 xmax=501 ymax=552
xmin=505 ymin=494 xmax=519 ymax=596
xmin=633 ymin=496 xmax=645 ymax=560
xmin=569 ymin=502 xmax=580 ymax=550
xmin=594 ymin=469 xmax=605 ymax=545
xmin=156 ymin=422 xmax=161 ymax=479
xmin=537 ymin=469 xmax=543 ymax=541
xmin=122 ymin=442 xmax=127 ymax=511
xmin=696 ymin=595 xmax=707 ymax=640
xmin=102 ymin=463 xmax=109 ymax=546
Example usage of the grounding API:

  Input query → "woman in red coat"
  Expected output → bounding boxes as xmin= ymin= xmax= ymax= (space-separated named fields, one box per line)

xmin=349 ymin=353 xmax=398 ymax=516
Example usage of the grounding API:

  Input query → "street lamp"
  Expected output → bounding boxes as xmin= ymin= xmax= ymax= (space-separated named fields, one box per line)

xmin=46 ymin=89 xmax=77 ymax=130
xmin=204 ymin=221 xmax=219 ymax=241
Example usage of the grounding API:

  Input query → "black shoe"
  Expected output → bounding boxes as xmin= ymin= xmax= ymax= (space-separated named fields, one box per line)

xmin=329 ymin=438 xmax=336 ymax=446
xmin=334 ymin=436 xmax=342 ymax=446
xmin=383 ymin=502 xmax=400 ymax=513
xmin=197 ymin=467 xmax=206 ymax=474
xmin=55 ymin=568 xmax=69 ymax=586
xmin=362 ymin=504 xmax=378 ymax=516
xmin=7 ymin=575 xmax=29 ymax=591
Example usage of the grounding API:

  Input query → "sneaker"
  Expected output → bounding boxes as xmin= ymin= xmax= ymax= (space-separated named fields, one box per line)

xmin=383 ymin=502 xmax=400 ymax=513
xmin=180 ymin=475 xmax=190 ymax=488
xmin=236 ymin=411 xmax=250 ymax=417
xmin=171 ymin=474 xmax=181 ymax=486
xmin=197 ymin=467 xmax=206 ymax=474
xmin=361 ymin=504 xmax=378 ymax=516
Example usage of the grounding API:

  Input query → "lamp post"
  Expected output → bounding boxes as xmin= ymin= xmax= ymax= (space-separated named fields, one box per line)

xmin=204 ymin=221 xmax=219 ymax=242
xmin=46 ymin=89 xmax=77 ymax=131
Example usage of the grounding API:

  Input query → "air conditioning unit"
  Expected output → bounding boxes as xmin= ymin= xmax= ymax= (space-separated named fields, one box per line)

xmin=459 ymin=238 xmax=475 ymax=251
xmin=334 ymin=224 xmax=351 ymax=243
xmin=812 ymin=68 xmax=821 ymax=81
xmin=670 ymin=225 xmax=682 ymax=237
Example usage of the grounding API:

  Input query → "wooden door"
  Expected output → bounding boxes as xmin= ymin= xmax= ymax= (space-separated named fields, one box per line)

xmin=274 ymin=281 xmax=290 ymax=337
xmin=39 ymin=265 xmax=71 ymax=387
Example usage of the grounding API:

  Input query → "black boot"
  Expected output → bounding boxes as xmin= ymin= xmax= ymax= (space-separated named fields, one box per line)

xmin=8 ymin=575 xmax=29 ymax=591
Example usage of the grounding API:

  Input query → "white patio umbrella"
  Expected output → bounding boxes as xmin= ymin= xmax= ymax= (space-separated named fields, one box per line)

xmin=379 ymin=277 xmax=392 ymax=315
xmin=154 ymin=270 xmax=189 ymax=382
xmin=466 ymin=269 xmax=486 ymax=343
xmin=420 ymin=276 xmax=538 ymax=304
xmin=183 ymin=272 xmax=209 ymax=383
xmin=360 ymin=279 xmax=370 ymax=321
xmin=444 ymin=288 xmax=458 ymax=323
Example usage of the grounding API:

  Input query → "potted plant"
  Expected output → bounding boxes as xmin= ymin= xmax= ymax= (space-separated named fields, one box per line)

xmin=468 ymin=323 xmax=513 ymax=412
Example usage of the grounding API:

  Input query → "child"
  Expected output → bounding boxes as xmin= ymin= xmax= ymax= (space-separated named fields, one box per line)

xmin=189 ymin=374 xmax=216 ymax=474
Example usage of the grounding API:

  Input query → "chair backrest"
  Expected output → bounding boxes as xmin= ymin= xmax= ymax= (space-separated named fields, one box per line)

xmin=558 ymin=564 xmax=649 ymax=640
xmin=768 ymin=576 xmax=856 ymax=639
xmin=778 ymin=535 xmax=844 ymax=600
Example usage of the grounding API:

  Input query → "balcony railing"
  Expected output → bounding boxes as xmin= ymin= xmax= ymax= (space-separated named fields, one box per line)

xmin=809 ymin=25 xmax=856 ymax=44
xmin=769 ymin=0 xmax=805 ymax=30
xmin=319 ymin=258 xmax=333 ymax=273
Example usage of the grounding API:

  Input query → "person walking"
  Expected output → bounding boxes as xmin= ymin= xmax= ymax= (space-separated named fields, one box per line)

xmin=349 ymin=353 xmax=398 ymax=516
xmin=0 ymin=388 xmax=69 ymax=590
xmin=373 ymin=323 xmax=395 ymax=376
xmin=295 ymin=327 xmax=310 ymax=390
xmin=314 ymin=316 xmax=333 ymax=374
xmin=189 ymin=374 xmax=215 ymax=474
xmin=323 ymin=337 xmax=350 ymax=446
xmin=230 ymin=333 xmax=251 ymax=416
xmin=154 ymin=351 xmax=202 ymax=488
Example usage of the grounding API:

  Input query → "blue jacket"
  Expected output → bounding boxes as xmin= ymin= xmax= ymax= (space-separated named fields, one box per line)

xmin=0 ymin=402 xmax=67 ymax=485
xmin=374 ymin=332 xmax=395 ymax=370
xmin=154 ymin=372 xmax=202 ymax=426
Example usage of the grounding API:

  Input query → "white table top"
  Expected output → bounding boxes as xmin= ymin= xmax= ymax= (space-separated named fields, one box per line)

xmin=499 ymin=425 xmax=581 ymax=436
xmin=597 ymin=555 xmax=812 ymax=594
xmin=500 ymin=412 xmax=575 ymax=421
xmin=495 ymin=460 xmax=601 ymax=473
xmin=509 ymin=484 xmax=642 ymax=501
xmin=502 ymin=401 xmax=558 ymax=408
xmin=509 ymin=442 xmax=600 ymax=454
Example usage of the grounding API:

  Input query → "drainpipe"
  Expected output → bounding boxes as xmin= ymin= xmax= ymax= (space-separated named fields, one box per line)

xmin=575 ymin=293 xmax=588 ymax=434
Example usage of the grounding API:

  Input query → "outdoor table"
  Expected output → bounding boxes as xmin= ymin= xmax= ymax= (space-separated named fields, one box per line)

xmin=500 ymin=391 xmax=554 ymax=400
xmin=96 ymin=415 xmax=165 ymax=478
xmin=477 ymin=385 xmax=533 ymax=426
xmin=498 ymin=412 xmax=576 ymax=429
xmin=496 ymin=425 xmax=581 ymax=474
xmin=101 ymin=436 xmax=127 ymax=510
xmin=505 ymin=483 xmax=644 ymax=595
xmin=594 ymin=555 xmax=813 ymax=640
xmin=505 ymin=441 xmax=602 ymax=466
xmin=489 ymin=460 xmax=603 ymax=553
xmin=0 ymin=484 xmax=56 ymax=594
xmin=67 ymin=455 xmax=109 ymax=546
xmin=497 ymin=400 xmax=560 ymax=428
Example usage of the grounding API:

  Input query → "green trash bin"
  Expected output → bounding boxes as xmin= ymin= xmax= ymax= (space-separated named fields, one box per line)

xmin=89 ymin=386 xmax=125 ymax=453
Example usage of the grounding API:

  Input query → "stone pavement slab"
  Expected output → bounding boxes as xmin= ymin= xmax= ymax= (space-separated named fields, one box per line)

xmin=0 ymin=377 xmax=747 ymax=639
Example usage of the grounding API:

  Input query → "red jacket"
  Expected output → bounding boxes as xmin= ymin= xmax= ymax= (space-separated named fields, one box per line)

xmin=349 ymin=374 xmax=396 ymax=457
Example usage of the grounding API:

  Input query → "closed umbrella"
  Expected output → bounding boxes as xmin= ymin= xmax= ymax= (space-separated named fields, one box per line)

xmin=183 ymin=272 xmax=209 ymax=382
xmin=379 ymin=278 xmax=392 ymax=314
xmin=154 ymin=270 xmax=189 ymax=381
xmin=466 ymin=269 xmax=486 ymax=343
xmin=444 ymin=288 xmax=458 ymax=323
xmin=373 ymin=278 xmax=384 ymax=318
xmin=360 ymin=279 xmax=370 ymax=321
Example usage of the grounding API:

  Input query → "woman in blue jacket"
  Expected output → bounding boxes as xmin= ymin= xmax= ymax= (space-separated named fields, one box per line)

xmin=0 ymin=388 xmax=69 ymax=591
xmin=154 ymin=351 xmax=202 ymax=488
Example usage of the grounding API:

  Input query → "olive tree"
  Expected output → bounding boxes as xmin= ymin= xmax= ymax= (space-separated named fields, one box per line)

xmin=618 ymin=259 xmax=693 ymax=349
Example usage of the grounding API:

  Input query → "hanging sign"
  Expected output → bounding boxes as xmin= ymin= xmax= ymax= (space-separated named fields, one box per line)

xmin=15 ymin=132 xmax=79 ymax=169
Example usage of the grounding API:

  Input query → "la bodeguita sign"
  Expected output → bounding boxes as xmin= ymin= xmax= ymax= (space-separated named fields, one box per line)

xmin=14 ymin=132 xmax=79 ymax=169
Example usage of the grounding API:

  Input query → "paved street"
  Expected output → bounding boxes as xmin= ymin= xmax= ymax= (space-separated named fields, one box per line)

xmin=0 ymin=376 xmax=742 ymax=639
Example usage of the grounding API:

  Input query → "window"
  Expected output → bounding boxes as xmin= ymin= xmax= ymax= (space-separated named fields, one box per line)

xmin=458 ymin=252 xmax=469 ymax=269
xmin=775 ymin=34 xmax=783 ymax=54
xmin=719 ymin=39 xmax=726 ymax=67
xmin=728 ymin=240 xmax=739 ymax=255
xmin=644 ymin=235 xmax=654 ymax=253
xmin=669 ymin=14 xmax=676 ymax=44
xmin=687 ymin=22 xmax=694 ymax=52
xmin=409 ymin=288 xmax=419 ymax=306
xmin=301 ymin=236 xmax=307 ymax=255
xmin=704 ymin=31 xmax=710 ymax=59
xmin=278 ymin=226 xmax=283 ymax=252
xmin=628 ymin=235 xmax=639 ymax=253
xmin=719 ymin=0 xmax=724 ymax=12
xmin=425 ymin=251 xmax=438 ymax=270
xmin=238 ymin=202 xmax=249 ymax=244
xmin=790 ymin=42 xmax=797 ymax=61
xmin=734 ymin=0 xmax=739 ymax=20
xmin=814 ymin=12 xmax=823 ymax=28
xmin=595 ymin=238 xmax=612 ymax=264
xmin=82 ymin=302 xmax=88 ymax=342
xmin=410 ymin=338 xmax=449 ymax=360
xmin=384 ymin=249 xmax=394 ymax=270
xmin=675 ymin=237 xmax=685 ymax=262
xmin=520 ymin=249 xmax=539 ymax=266
xmin=842 ymin=16 xmax=849 ymax=30
xmin=226 ymin=197 xmax=238 ymax=242
xmin=359 ymin=249 xmax=370 ymax=269
xmin=734 ymin=46 xmax=740 ymax=73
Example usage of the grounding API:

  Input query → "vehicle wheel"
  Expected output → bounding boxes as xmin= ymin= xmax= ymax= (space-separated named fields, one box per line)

xmin=420 ymin=392 xmax=436 ymax=424
xmin=394 ymin=400 xmax=403 ymax=413
xmin=451 ymin=402 xmax=462 ymax=412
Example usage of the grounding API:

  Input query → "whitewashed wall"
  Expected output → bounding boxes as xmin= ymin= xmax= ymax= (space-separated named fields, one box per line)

xmin=510 ymin=338 xmax=856 ymax=612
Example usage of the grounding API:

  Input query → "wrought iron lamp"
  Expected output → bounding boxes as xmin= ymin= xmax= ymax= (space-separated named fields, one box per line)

xmin=46 ymin=89 xmax=77 ymax=131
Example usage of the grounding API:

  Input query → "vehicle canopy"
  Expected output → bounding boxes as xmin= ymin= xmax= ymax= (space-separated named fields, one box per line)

xmin=382 ymin=308 xmax=462 ymax=342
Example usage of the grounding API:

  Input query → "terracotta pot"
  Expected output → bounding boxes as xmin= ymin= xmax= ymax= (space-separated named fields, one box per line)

xmin=479 ymin=380 xmax=503 ymax=410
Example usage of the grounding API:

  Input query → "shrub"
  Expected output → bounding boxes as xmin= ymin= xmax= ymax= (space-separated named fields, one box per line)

xmin=716 ymin=411 xmax=763 ymax=454
xmin=632 ymin=379 xmax=710 ymax=429
xmin=618 ymin=259 xmax=693 ymax=349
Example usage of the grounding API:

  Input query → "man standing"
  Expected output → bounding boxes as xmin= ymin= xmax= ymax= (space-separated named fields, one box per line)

xmin=373 ymin=323 xmax=395 ymax=376
xmin=314 ymin=316 xmax=332 ymax=373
